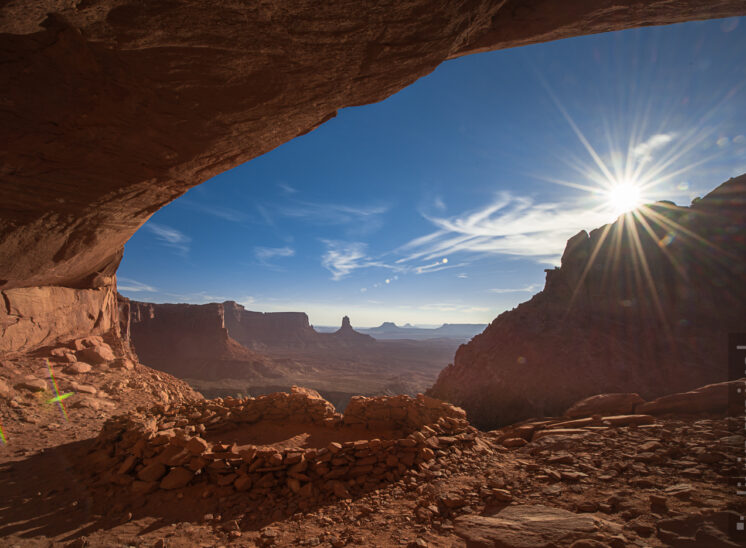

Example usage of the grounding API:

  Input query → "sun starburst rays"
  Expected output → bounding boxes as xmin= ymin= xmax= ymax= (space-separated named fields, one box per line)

xmin=533 ymin=74 xmax=738 ymax=334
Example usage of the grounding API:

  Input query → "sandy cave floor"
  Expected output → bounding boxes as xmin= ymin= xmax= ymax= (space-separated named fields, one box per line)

xmin=204 ymin=421 xmax=406 ymax=450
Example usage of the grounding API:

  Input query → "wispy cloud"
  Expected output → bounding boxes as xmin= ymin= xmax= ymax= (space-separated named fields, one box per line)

xmin=631 ymin=133 xmax=676 ymax=165
xmin=255 ymin=204 xmax=275 ymax=227
xmin=321 ymin=240 xmax=400 ymax=281
xmin=321 ymin=241 xmax=368 ymax=280
xmin=280 ymin=201 xmax=389 ymax=235
xmin=181 ymin=201 xmax=248 ymax=223
xmin=488 ymin=284 xmax=542 ymax=294
xmin=417 ymin=302 xmax=490 ymax=313
xmin=117 ymin=277 xmax=157 ymax=293
xmin=433 ymin=195 xmax=446 ymax=211
xmin=278 ymin=182 xmax=297 ymax=195
xmin=147 ymin=223 xmax=191 ymax=255
xmin=254 ymin=246 xmax=295 ymax=268
xmin=397 ymin=192 xmax=612 ymax=266
xmin=163 ymin=291 xmax=227 ymax=303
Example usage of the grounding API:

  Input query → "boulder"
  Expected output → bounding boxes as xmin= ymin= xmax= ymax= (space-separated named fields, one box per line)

xmin=455 ymin=505 xmax=622 ymax=548
xmin=72 ymin=336 xmax=104 ymax=351
xmin=76 ymin=344 xmax=115 ymax=365
xmin=111 ymin=358 xmax=135 ymax=371
xmin=635 ymin=380 xmax=742 ymax=415
xmin=50 ymin=348 xmax=78 ymax=363
xmin=564 ymin=393 xmax=645 ymax=419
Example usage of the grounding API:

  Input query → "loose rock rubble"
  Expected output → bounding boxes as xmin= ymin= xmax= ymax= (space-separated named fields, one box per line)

xmin=1 ymin=370 xmax=743 ymax=547
xmin=0 ymin=335 xmax=200 ymax=458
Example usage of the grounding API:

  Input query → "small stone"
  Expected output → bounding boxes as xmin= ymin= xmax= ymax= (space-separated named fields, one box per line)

xmin=137 ymin=462 xmax=167 ymax=482
xmin=328 ymin=442 xmax=342 ymax=454
xmin=234 ymin=475 xmax=252 ymax=491
xmin=0 ymin=378 xmax=11 ymax=399
xmin=491 ymin=489 xmax=513 ymax=502
xmin=14 ymin=377 xmax=47 ymax=392
xmin=118 ymin=455 xmax=138 ymax=475
xmin=185 ymin=436 xmax=209 ymax=455
xmin=332 ymin=482 xmax=350 ymax=499
xmin=64 ymin=363 xmax=93 ymax=375
xmin=131 ymin=480 xmax=157 ymax=495
xmin=649 ymin=494 xmax=667 ymax=509
xmin=577 ymin=501 xmax=598 ymax=513
xmin=69 ymin=381 xmax=97 ymax=395
xmin=160 ymin=467 xmax=193 ymax=490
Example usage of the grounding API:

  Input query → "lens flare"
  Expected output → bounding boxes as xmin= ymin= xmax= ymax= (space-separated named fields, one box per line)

xmin=606 ymin=181 xmax=643 ymax=215
xmin=46 ymin=359 xmax=73 ymax=421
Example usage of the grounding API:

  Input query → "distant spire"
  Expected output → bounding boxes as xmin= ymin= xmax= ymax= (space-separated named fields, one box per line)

xmin=341 ymin=315 xmax=351 ymax=330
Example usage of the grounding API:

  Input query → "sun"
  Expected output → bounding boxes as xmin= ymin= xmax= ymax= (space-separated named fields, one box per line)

xmin=606 ymin=180 xmax=643 ymax=215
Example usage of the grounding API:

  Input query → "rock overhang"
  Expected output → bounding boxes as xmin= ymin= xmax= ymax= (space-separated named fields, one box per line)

xmin=2 ymin=1 xmax=745 ymax=292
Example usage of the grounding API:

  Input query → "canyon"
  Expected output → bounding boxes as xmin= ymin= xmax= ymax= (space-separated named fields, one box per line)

xmin=123 ymin=298 xmax=460 ymax=409
xmin=2 ymin=1 xmax=746 ymax=547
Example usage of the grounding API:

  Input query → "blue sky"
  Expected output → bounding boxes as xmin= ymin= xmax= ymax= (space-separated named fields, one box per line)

xmin=118 ymin=17 xmax=746 ymax=327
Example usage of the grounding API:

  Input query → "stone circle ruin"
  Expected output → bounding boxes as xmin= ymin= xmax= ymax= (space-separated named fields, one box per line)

xmin=88 ymin=387 xmax=475 ymax=518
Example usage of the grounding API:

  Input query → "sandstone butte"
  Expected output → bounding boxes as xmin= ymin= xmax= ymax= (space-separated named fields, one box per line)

xmin=2 ymin=2 xmax=746 ymax=547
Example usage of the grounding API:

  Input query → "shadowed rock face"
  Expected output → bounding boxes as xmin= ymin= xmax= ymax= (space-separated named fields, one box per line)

xmin=223 ymin=301 xmax=319 ymax=349
xmin=2 ymin=1 xmax=745 ymax=292
xmin=428 ymin=176 xmax=746 ymax=429
xmin=125 ymin=298 xmax=279 ymax=380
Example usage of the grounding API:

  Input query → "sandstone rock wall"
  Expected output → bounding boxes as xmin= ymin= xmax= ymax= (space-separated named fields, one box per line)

xmin=125 ymin=299 xmax=276 ymax=379
xmin=429 ymin=177 xmax=746 ymax=428
xmin=223 ymin=301 xmax=319 ymax=349
xmin=0 ymin=283 xmax=118 ymax=354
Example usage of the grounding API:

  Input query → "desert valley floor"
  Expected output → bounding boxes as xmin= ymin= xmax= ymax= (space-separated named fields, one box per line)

xmin=0 ymin=343 xmax=743 ymax=548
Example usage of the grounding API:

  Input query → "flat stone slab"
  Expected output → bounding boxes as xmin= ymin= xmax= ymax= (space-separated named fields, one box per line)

xmin=455 ymin=504 xmax=621 ymax=548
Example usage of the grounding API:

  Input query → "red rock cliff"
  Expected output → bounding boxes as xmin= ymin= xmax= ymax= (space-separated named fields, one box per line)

xmin=223 ymin=301 xmax=321 ymax=350
xmin=126 ymin=298 xmax=273 ymax=380
xmin=428 ymin=176 xmax=746 ymax=428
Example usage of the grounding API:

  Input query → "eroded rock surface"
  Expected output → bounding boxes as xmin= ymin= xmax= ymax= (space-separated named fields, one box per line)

xmin=429 ymin=177 xmax=746 ymax=428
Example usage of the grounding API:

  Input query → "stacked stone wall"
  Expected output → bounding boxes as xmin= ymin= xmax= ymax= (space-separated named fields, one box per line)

xmin=87 ymin=388 xmax=474 ymax=505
